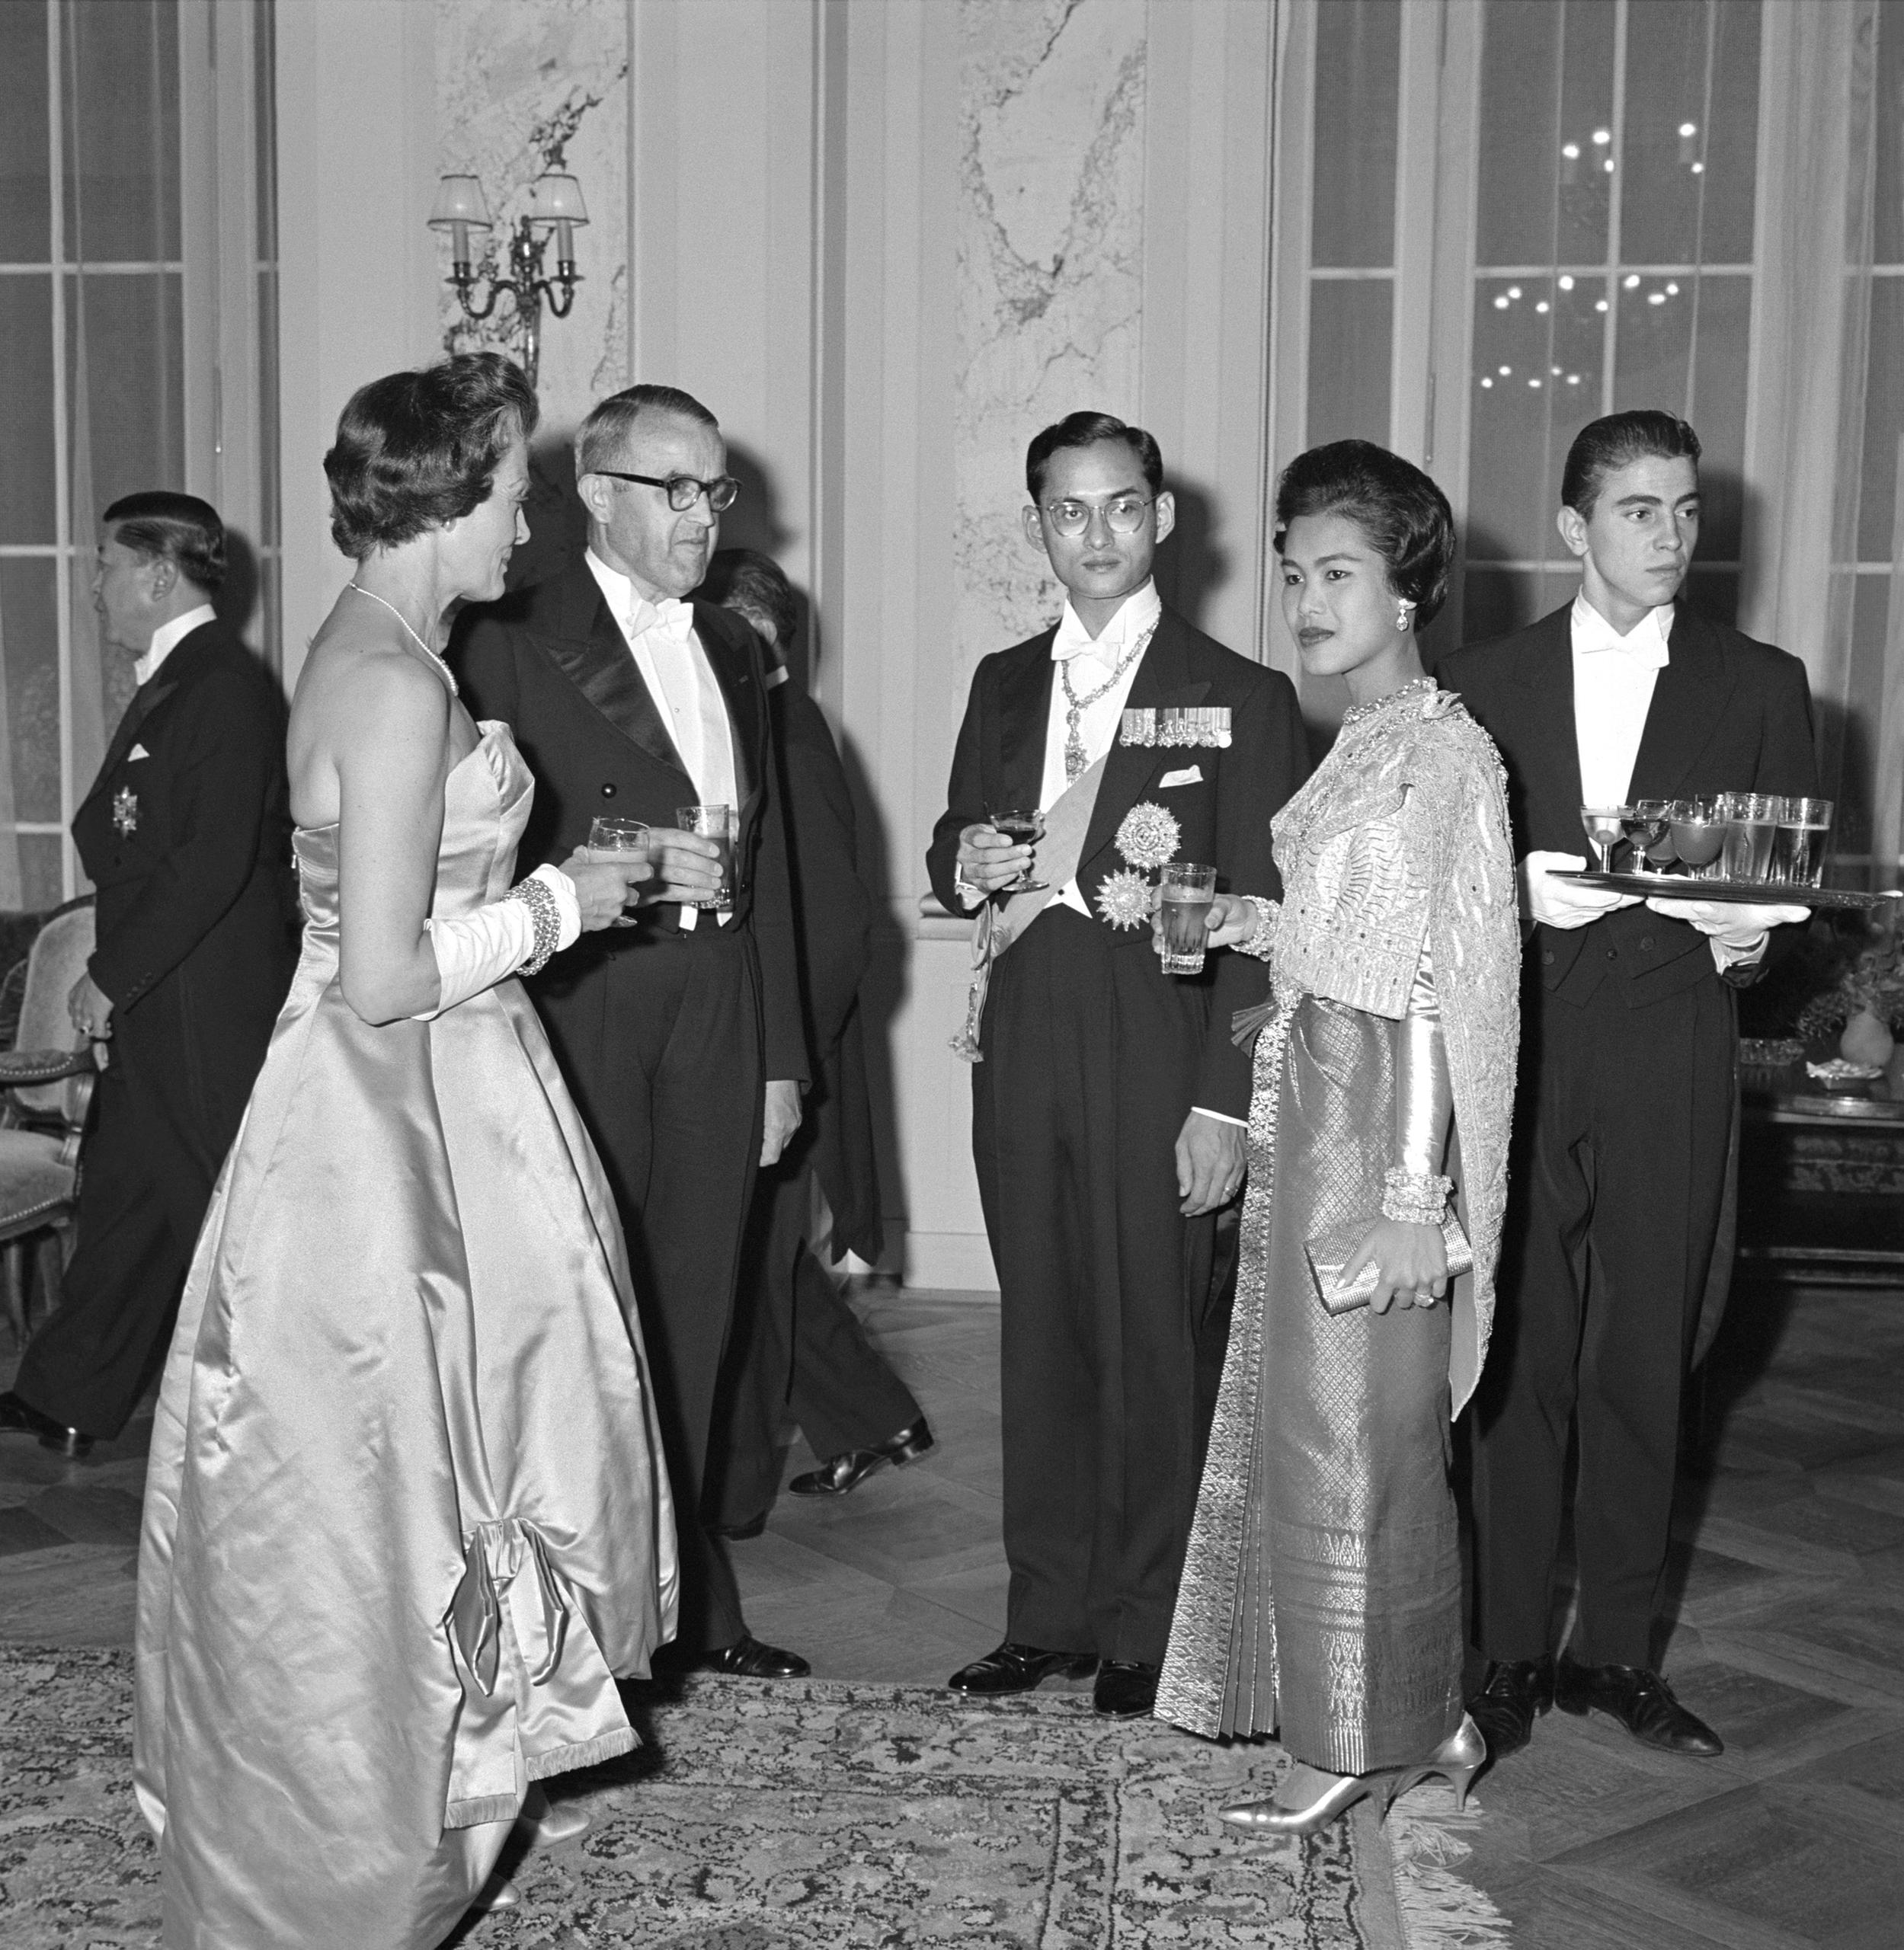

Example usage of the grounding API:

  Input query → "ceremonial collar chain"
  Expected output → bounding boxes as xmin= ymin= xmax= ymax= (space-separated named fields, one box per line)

xmin=1058 ymin=620 xmax=1157 ymax=784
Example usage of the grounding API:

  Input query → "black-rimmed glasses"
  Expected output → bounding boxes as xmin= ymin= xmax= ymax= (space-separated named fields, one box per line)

xmin=593 ymin=469 xmax=741 ymax=513
xmin=1040 ymin=494 xmax=1154 ymax=537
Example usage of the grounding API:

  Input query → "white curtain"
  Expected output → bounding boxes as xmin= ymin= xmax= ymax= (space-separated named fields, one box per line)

xmin=1739 ymin=0 xmax=1884 ymax=881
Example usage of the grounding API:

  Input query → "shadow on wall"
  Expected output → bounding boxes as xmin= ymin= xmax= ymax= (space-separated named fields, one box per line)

xmin=1150 ymin=474 xmax=1228 ymax=635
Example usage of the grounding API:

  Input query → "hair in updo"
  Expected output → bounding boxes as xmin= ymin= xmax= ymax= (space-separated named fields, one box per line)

xmin=325 ymin=352 xmax=538 ymax=560
xmin=1561 ymin=408 xmax=1701 ymax=519
xmin=1272 ymin=440 xmax=1456 ymax=627
xmin=102 ymin=490 xmax=226 ymax=596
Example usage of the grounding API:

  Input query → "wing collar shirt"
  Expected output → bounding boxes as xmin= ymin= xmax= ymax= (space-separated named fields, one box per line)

xmin=587 ymin=549 xmax=738 ymax=929
xmin=1040 ymin=578 xmax=1162 ymax=919
xmin=135 ymin=603 xmax=216 ymax=687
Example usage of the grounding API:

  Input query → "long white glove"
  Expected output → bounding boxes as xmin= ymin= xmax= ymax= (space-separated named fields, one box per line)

xmin=1518 ymin=851 xmax=1640 ymax=931
xmin=413 ymin=865 xmax=581 ymax=1020
xmin=1643 ymin=893 xmax=1810 ymax=972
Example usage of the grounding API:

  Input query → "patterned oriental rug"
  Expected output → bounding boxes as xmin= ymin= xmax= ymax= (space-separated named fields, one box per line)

xmin=0 ymin=1645 xmax=1507 ymax=1948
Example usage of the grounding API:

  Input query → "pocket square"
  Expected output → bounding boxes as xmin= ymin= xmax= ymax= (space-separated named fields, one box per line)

xmin=1159 ymin=765 xmax=1202 ymax=788
xmin=128 ymin=743 xmax=150 ymax=761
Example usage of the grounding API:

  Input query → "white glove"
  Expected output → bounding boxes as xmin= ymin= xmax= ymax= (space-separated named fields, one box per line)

xmin=1643 ymin=893 xmax=1809 ymax=967
xmin=1518 ymin=852 xmax=1640 ymax=931
xmin=414 ymin=865 xmax=580 ymax=1019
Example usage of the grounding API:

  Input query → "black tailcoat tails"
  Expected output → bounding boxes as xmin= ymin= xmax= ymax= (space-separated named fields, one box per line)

xmin=453 ymin=565 xmax=805 ymax=1654
xmin=1437 ymin=600 xmax=1817 ymax=1669
xmin=714 ymin=670 xmax=920 ymax=1530
xmin=926 ymin=605 xmax=1309 ymax=1667
xmin=17 ymin=619 xmax=296 ymax=1437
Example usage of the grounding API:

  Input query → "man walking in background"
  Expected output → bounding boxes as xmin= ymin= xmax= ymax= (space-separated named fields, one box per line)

xmin=2 ymin=492 xmax=295 ymax=1458
xmin=703 ymin=549 xmax=930 ymax=1541
xmin=927 ymin=412 xmax=1307 ymax=1717
xmin=455 ymin=385 xmax=809 ymax=1677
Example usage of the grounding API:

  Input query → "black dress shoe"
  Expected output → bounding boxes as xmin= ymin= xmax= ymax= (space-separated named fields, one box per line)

xmin=1464 ymin=1654 xmax=1554 ymax=1762
xmin=1554 ymin=1654 xmax=1723 ymax=1756
xmin=789 ymin=1417 xmax=935 ymax=1498
xmin=947 ymin=1641 xmax=1096 ymax=1695
xmin=0 ymin=1390 xmax=92 ymax=1458
xmin=1093 ymin=1660 xmax=1158 ymax=1718
xmin=700 ymin=1633 xmax=811 ymax=1678
xmin=716 ymin=1512 xmax=768 ymax=1540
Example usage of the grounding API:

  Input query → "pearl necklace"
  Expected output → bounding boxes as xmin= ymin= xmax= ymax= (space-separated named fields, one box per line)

xmin=347 ymin=582 xmax=443 ymax=663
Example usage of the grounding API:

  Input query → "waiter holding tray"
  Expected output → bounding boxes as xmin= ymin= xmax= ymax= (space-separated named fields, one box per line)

xmin=1437 ymin=409 xmax=1816 ymax=1766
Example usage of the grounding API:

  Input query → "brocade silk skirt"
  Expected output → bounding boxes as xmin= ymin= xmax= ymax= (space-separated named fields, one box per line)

xmin=1157 ymin=993 xmax=1463 ymax=1774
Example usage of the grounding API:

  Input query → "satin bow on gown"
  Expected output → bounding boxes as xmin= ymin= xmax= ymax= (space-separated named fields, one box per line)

xmin=134 ymin=721 xmax=679 ymax=1949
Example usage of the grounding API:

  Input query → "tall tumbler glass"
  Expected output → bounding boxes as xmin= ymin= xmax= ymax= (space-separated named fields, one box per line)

xmin=1771 ymin=797 xmax=1832 ymax=887
xmin=1718 ymin=792 xmax=1780 ymax=884
xmin=1157 ymin=863 xmax=1217 ymax=974
xmin=676 ymin=804 xmax=735 ymax=913
xmin=587 ymin=817 xmax=650 ymax=925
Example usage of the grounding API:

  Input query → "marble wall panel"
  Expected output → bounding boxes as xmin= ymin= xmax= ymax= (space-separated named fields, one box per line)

xmin=955 ymin=0 xmax=1149 ymax=686
xmin=435 ymin=0 xmax=629 ymax=456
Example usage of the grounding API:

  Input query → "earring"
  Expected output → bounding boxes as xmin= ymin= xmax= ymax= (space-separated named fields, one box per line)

xmin=1396 ymin=602 xmax=1412 ymax=632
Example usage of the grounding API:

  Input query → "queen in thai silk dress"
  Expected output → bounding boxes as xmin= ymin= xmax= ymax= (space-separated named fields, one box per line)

xmin=1155 ymin=441 xmax=1519 ymax=1833
xmin=133 ymin=354 xmax=679 ymax=1947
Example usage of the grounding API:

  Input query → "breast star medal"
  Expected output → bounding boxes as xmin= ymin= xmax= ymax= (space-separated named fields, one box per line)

xmin=112 ymin=787 xmax=139 ymax=837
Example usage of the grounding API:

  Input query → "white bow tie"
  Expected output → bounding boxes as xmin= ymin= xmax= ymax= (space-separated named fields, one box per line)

xmin=1579 ymin=631 xmax=1669 ymax=670
xmin=1052 ymin=615 xmax=1120 ymax=665
xmin=630 ymin=596 xmax=693 ymax=645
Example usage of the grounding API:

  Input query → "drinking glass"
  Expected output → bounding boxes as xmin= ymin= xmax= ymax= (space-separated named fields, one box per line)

xmin=587 ymin=817 xmax=650 ymax=925
xmin=1718 ymin=791 xmax=1779 ymax=883
xmin=675 ymin=804 xmax=735 ymax=912
xmin=987 ymin=807 xmax=1046 ymax=893
xmin=1157 ymin=863 xmax=1217 ymax=974
xmin=1579 ymin=805 xmax=1631 ymax=874
xmin=1667 ymin=798 xmax=1724 ymax=880
xmin=1625 ymin=799 xmax=1675 ymax=874
xmin=1770 ymin=796 xmax=1832 ymax=887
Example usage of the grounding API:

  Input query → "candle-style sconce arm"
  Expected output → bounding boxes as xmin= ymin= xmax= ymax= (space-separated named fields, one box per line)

xmin=430 ymin=173 xmax=588 ymax=392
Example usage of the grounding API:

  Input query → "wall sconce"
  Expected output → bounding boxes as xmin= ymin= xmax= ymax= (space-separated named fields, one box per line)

xmin=429 ymin=171 xmax=589 ymax=391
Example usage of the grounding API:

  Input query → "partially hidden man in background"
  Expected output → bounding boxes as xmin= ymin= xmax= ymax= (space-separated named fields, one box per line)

xmin=927 ymin=412 xmax=1310 ymax=1718
xmin=454 ymin=386 xmax=809 ymax=1678
xmin=1439 ymin=410 xmax=1816 ymax=1763
xmin=2 ymin=492 xmax=295 ymax=1459
xmin=703 ymin=549 xmax=930 ymax=1540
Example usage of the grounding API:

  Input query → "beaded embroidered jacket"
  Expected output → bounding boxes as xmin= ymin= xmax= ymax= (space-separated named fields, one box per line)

xmin=1267 ymin=680 xmax=1520 ymax=1414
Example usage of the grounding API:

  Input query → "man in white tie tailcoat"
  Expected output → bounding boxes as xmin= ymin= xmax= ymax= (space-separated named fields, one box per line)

xmin=454 ymin=385 xmax=808 ymax=1678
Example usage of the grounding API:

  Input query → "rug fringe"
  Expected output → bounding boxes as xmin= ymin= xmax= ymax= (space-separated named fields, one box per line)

xmin=1385 ymin=1787 xmax=1515 ymax=1948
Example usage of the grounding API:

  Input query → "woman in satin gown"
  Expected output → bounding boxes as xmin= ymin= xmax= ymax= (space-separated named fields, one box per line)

xmin=134 ymin=353 xmax=680 ymax=1947
xmin=1155 ymin=441 xmax=1519 ymax=1833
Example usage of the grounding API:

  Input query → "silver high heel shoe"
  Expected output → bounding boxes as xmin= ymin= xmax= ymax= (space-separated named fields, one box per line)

xmin=1385 ymin=1712 xmax=1486 ymax=1814
xmin=1219 ymin=1768 xmax=1374 ymax=1836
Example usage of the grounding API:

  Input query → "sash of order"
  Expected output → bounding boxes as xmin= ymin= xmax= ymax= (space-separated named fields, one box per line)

xmin=949 ymin=752 xmax=1109 ymax=1062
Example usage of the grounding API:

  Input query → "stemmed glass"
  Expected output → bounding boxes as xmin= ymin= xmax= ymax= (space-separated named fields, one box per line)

xmin=1668 ymin=798 xmax=1724 ymax=880
xmin=1579 ymin=805 xmax=1631 ymax=874
xmin=1624 ymin=799 xmax=1675 ymax=874
xmin=988 ymin=808 xmax=1046 ymax=893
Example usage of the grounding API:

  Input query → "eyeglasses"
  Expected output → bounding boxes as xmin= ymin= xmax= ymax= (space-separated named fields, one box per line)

xmin=1040 ymin=494 xmax=1154 ymax=537
xmin=593 ymin=469 xmax=741 ymax=513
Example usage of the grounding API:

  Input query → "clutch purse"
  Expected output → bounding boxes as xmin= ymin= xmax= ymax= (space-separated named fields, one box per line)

xmin=1304 ymin=1210 xmax=1474 ymax=1315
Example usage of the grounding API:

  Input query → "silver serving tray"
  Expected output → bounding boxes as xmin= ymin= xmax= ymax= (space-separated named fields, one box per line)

xmin=1551 ymin=870 xmax=1902 ymax=910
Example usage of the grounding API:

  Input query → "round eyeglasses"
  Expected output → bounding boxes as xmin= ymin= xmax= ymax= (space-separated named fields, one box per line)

xmin=594 ymin=468 xmax=741 ymax=513
xmin=1040 ymin=494 xmax=1154 ymax=537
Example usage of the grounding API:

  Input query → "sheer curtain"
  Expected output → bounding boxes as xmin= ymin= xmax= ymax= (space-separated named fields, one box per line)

xmin=1738 ymin=0 xmax=1884 ymax=884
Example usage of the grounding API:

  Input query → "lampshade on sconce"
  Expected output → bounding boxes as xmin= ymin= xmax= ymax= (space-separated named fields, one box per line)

xmin=526 ymin=173 xmax=589 ymax=264
xmin=427 ymin=174 xmax=494 ymax=267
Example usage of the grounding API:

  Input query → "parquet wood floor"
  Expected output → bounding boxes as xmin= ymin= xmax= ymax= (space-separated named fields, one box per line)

xmin=4 ymin=1278 xmax=1901 ymax=1945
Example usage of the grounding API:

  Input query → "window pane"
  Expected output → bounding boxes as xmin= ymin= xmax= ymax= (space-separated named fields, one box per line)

xmin=1841 ymin=575 xmax=1893 ymax=865
xmin=0 ymin=1 xmax=50 ymax=262
xmin=1468 ymin=274 xmax=1604 ymax=562
xmin=61 ymin=0 xmax=179 ymax=264
xmin=1311 ymin=0 xmax=1400 ymax=269
xmin=1620 ymin=1 xmax=1760 ymax=267
xmin=1859 ymin=278 xmax=1904 ymax=564
xmin=18 ymin=835 xmax=65 ymax=913
xmin=1877 ymin=0 xmax=1904 ymax=265
xmin=1307 ymin=280 xmax=1391 ymax=449
xmin=0 ymin=273 xmax=56 ymax=544
xmin=1687 ymin=273 xmax=1752 ymax=561
xmin=0 ymin=558 xmax=62 ymax=824
xmin=66 ymin=268 xmax=184 ymax=513
xmin=1477 ymin=0 xmax=1616 ymax=268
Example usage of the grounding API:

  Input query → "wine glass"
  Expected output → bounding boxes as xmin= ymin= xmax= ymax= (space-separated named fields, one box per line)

xmin=1668 ymin=798 xmax=1724 ymax=880
xmin=987 ymin=808 xmax=1047 ymax=893
xmin=1579 ymin=805 xmax=1630 ymax=874
xmin=1624 ymin=799 xmax=1675 ymax=874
